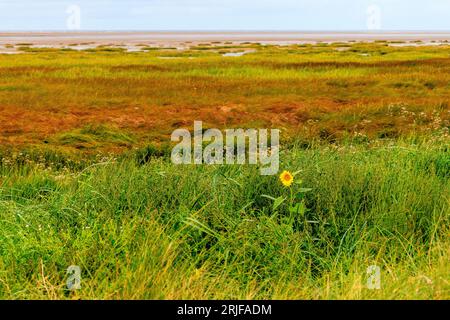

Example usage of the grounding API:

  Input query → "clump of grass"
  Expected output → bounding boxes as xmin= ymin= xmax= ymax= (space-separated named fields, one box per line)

xmin=51 ymin=124 xmax=134 ymax=150
xmin=85 ymin=46 xmax=126 ymax=53
xmin=133 ymin=143 xmax=172 ymax=165
xmin=142 ymin=46 xmax=162 ymax=51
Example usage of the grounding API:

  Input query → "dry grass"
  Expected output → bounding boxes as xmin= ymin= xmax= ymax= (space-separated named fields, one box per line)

xmin=0 ymin=43 xmax=448 ymax=154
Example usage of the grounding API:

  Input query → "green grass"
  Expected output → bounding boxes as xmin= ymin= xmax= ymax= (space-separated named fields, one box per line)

xmin=0 ymin=137 xmax=448 ymax=299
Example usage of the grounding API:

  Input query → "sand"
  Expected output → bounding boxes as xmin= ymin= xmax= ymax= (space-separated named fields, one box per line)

xmin=1 ymin=31 xmax=450 ymax=47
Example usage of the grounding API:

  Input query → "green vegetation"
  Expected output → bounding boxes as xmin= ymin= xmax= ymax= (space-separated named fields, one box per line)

xmin=1 ymin=42 xmax=449 ymax=154
xmin=0 ymin=42 xmax=448 ymax=299
xmin=0 ymin=137 xmax=448 ymax=299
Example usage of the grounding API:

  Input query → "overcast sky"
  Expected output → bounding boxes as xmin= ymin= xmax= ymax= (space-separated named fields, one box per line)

xmin=0 ymin=0 xmax=449 ymax=31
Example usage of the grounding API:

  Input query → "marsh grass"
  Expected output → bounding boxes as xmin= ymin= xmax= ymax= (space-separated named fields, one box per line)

xmin=1 ymin=42 xmax=449 ymax=154
xmin=0 ymin=42 xmax=449 ymax=300
xmin=0 ymin=137 xmax=448 ymax=299
xmin=53 ymin=125 xmax=135 ymax=151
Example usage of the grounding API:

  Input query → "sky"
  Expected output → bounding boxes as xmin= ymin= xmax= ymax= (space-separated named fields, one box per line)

xmin=0 ymin=0 xmax=449 ymax=31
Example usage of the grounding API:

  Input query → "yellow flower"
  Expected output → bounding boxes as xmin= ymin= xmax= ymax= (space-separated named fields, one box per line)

xmin=279 ymin=170 xmax=294 ymax=187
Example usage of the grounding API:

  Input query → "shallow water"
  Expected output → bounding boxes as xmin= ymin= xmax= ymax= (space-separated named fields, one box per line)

xmin=222 ymin=50 xmax=255 ymax=57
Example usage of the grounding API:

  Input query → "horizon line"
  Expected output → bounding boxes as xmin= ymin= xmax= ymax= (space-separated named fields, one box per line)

xmin=2 ymin=30 xmax=450 ymax=33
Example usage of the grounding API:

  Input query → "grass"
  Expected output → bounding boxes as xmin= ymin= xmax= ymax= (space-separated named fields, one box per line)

xmin=1 ymin=42 xmax=449 ymax=153
xmin=0 ymin=42 xmax=449 ymax=299
xmin=0 ymin=137 xmax=448 ymax=299
xmin=53 ymin=124 xmax=134 ymax=151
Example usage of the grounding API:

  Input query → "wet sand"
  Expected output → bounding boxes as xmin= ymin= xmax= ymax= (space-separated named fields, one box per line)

xmin=1 ymin=31 xmax=450 ymax=46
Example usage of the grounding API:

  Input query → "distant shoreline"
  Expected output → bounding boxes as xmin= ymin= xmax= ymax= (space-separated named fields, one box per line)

xmin=2 ymin=31 xmax=450 ymax=46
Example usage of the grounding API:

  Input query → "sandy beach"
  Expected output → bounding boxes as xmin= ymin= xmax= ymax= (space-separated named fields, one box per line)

xmin=1 ymin=31 xmax=450 ymax=47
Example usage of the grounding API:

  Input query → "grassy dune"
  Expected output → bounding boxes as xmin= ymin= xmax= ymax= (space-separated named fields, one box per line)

xmin=0 ymin=42 xmax=449 ymax=299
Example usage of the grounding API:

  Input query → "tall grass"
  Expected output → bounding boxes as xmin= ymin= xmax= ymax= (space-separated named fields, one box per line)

xmin=0 ymin=138 xmax=448 ymax=299
xmin=0 ymin=42 xmax=448 ymax=299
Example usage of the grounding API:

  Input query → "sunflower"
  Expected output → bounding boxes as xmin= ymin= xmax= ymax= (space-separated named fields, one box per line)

xmin=279 ymin=170 xmax=294 ymax=187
